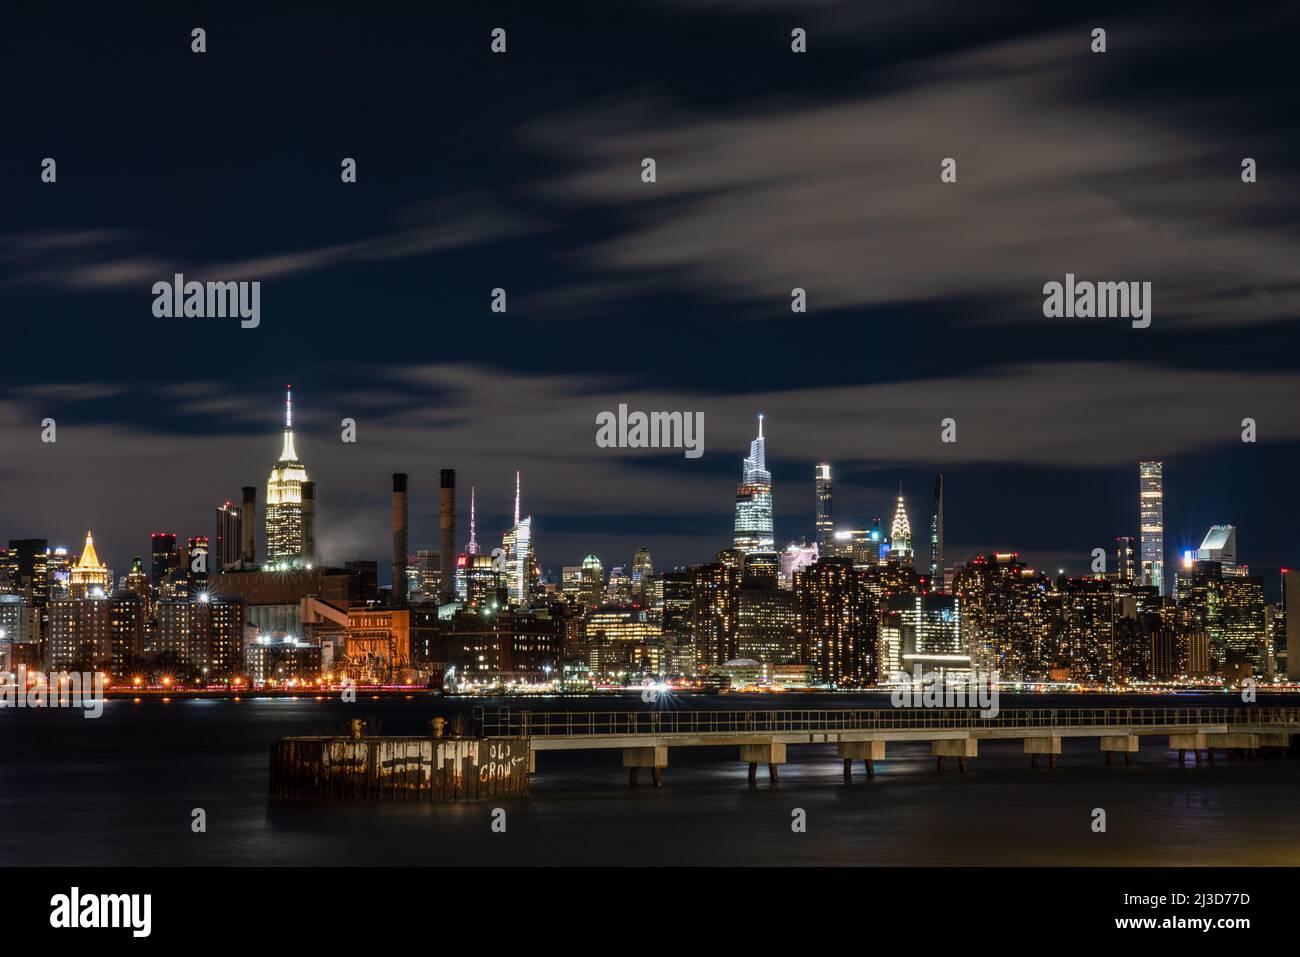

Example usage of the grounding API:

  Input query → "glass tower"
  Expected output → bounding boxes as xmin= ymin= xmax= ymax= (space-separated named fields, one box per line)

xmin=734 ymin=415 xmax=774 ymax=554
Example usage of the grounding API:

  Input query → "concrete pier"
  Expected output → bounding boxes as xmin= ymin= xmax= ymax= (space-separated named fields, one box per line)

xmin=740 ymin=743 xmax=786 ymax=785
xmin=1101 ymin=734 xmax=1139 ymax=765
xmin=932 ymin=737 xmax=977 ymax=772
xmin=838 ymin=740 xmax=885 ymax=781
xmin=623 ymin=746 xmax=668 ymax=787
xmin=1169 ymin=733 xmax=1206 ymax=766
xmin=1024 ymin=736 xmax=1061 ymax=769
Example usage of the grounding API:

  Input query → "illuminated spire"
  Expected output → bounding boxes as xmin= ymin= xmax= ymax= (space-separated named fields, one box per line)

xmin=741 ymin=414 xmax=769 ymax=484
xmin=891 ymin=483 xmax=912 ymax=559
xmin=467 ymin=486 xmax=480 ymax=555
xmin=77 ymin=531 xmax=101 ymax=570
xmin=279 ymin=385 xmax=298 ymax=461
xmin=513 ymin=470 xmax=521 ymax=526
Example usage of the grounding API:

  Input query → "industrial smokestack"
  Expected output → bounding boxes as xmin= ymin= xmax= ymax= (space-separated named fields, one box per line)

xmin=241 ymin=486 xmax=256 ymax=568
xmin=393 ymin=473 xmax=409 ymax=606
xmin=439 ymin=469 xmax=456 ymax=602
xmin=301 ymin=481 xmax=316 ymax=567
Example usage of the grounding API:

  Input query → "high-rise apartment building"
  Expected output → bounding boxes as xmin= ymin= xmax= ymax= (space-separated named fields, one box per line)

xmin=815 ymin=463 xmax=833 ymax=553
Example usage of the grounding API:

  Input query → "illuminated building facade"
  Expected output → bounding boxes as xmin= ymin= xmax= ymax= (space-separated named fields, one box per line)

xmin=606 ymin=566 xmax=632 ymax=605
xmin=502 ymin=471 xmax=537 ymax=607
xmin=1139 ymin=461 xmax=1165 ymax=595
xmin=778 ymin=542 xmax=818 ymax=589
xmin=157 ymin=596 xmax=246 ymax=677
xmin=953 ymin=553 xmax=1052 ymax=680
xmin=1061 ymin=579 xmax=1116 ymax=682
xmin=736 ymin=586 xmax=799 ymax=664
xmin=631 ymin=547 xmax=654 ymax=605
xmin=107 ymin=592 xmax=145 ymax=678
xmin=734 ymin=415 xmax=774 ymax=554
xmin=691 ymin=561 xmax=739 ymax=666
xmin=578 ymin=554 xmax=604 ymax=610
xmin=265 ymin=387 xmax=310 ymax=569
xmin=1217 ymin=574 xmax=1265 ymax=671
xmin=47 ymin=595 xmax=111 ymax=670
xmin=889 ymin=592 xmax=966 ymax=679
xmin=794 ymin=558 xmax=872 ymax=686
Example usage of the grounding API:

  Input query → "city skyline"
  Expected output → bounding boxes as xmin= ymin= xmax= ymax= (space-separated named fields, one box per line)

xmin=1 ymin=388 xmax=1289 ymax=603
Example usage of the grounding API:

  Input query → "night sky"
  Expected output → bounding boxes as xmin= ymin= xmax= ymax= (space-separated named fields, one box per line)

xmin=2 ymin=1 xmax=1298 ymax=595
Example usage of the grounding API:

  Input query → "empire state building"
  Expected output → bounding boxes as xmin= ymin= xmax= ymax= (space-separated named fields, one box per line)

xmin=265 ymin=387 xmax=312 ymax=569
xmin=733 ymin=414 xmax=774 ymax=554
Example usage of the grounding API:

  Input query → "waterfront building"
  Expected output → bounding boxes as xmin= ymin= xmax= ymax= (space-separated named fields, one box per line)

xmin=794 ymin=558 xmax=873 ymax=686
xmin=953 ymin=553 xmax=1052 ymax=680
xmin=736 ymin=586 xmax=799 ymax=665
xmin=691 ymin=561 xmax=739 ymax=667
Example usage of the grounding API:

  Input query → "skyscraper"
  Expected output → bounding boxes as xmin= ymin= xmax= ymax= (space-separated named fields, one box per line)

xmin=68 ymin=531 xmax=111 ymax=599
xmin=151 ymin=533 xmax=178 ymax=588
xmin=438 ymin=469 xmax=456 ymax=603
xmin=929 ymin=474 xmax=944 ymax=589
xmin=266 ymin=386 xmax=310 ymax=569
xmin=631 ymin=546 xmax=654 ymax=604
xmin=502 ymin=471 xmax=536 ymax=607
xmin=889 ymin=485 xmax=912 ymax=565
xmin=1139 ymin=461 xmax=1165 ymax=595
xmin=1196 ymin=525 xmax=1238 ymax=572
xmin=215 ymin=501 xmax=242 ymax=572
xmin=734 ymin=415 xmax=774 ymax=554
xmin=1114 ymin=535 xmax=1137 ymax=581
xmin=815 ymin=463 xmax=833 ymax=553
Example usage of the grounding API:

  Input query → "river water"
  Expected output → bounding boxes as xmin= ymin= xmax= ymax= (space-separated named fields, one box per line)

xmin=1 ymin=692 xmax=1296 ymax=866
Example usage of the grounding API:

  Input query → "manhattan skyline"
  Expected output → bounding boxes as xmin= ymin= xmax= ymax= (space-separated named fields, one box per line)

xmin=0 ymin=386 xmax=1288 ymax=602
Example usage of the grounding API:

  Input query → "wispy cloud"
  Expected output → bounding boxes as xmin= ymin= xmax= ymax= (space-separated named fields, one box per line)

xmin=528 ymin=28 xmax=1300 ymax=326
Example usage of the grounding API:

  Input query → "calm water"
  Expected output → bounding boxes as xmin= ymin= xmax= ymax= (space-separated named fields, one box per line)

xmin=2 ymin=692 xmax=1297 ymax=866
